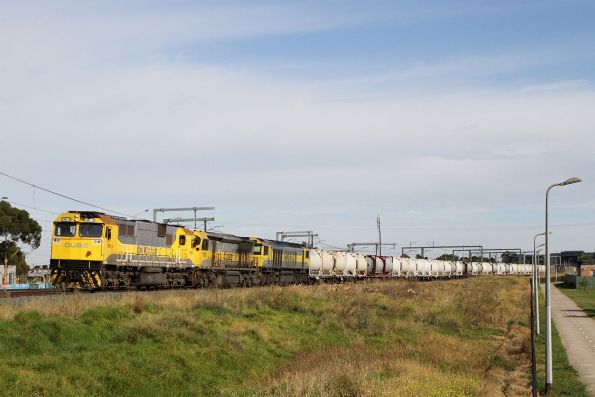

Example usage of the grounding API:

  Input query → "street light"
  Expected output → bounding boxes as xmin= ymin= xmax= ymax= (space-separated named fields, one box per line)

xmin=545 ymin=176 xmax=582 ymax=393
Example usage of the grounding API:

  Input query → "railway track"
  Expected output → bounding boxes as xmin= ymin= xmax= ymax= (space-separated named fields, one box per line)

xmin=0 ymin=289 xmax=70 ymax=298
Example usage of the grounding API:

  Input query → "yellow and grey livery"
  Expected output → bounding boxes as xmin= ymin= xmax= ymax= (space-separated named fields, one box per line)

xmin=50 ymin=211 xmax=310 ymax=289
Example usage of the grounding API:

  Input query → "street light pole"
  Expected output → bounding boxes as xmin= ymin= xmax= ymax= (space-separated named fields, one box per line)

xmin=535 ymin=243 xmax=545 ymax=334
xmin=545 ymin=177 xmax=581 ymax=393
xmin=533 ymin=233 xmax=545 ymax=335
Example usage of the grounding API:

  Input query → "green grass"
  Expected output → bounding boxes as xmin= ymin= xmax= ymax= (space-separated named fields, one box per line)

xmin=0 ymin=278 xmax=537 ymax=396
xmin=556 ymin=283 xmax=595 ymax=318
xmin=535 ymin=289 xmax=590 ymax=397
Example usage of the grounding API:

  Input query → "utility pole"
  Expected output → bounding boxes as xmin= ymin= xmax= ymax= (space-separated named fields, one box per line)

xmin=377 ymin=216 xmax=382 ymax=256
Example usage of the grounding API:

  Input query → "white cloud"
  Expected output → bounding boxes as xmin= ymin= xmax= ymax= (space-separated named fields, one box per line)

xmin=1 ymin=1 xmax=594 ymax=264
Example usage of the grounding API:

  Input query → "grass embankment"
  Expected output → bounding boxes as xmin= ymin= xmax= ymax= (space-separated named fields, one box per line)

xmin=535 ymin=288 xmax=590 ymax=397
xmin=0 ymin=278 xmax=532 ymax=396
xmin=556 ymin=283 xmax=595 ymax=318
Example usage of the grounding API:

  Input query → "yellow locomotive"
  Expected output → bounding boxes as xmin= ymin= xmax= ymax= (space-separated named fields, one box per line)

xmin=50 ymin=211 xmax=310 ymax=289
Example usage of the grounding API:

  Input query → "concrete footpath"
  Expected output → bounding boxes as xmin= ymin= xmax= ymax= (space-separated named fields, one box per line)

xmin=543 ymin=283 xmax=595 ymax=395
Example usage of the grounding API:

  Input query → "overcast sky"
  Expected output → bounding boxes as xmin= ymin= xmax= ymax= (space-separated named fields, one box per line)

xmin=1 ymin=0 xmax=594 ymax=264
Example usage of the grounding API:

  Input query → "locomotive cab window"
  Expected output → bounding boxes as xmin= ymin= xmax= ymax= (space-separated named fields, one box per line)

xmin=253 ymin=245 xmax=262 ymax=255
xmin=179 ymin=235 xmax=186 ymax=245
xmin=263 ymin=246 xmax=269 ymax=256
xmin=192 ymin=237 xmax=201 ymax=249
xmin=55 ymin=222 xmax=76 ymax=237
xmin=79 ymin=223 xmax=103 ymax=238
xmin=202 ymin=239 xmax=209 ymax=250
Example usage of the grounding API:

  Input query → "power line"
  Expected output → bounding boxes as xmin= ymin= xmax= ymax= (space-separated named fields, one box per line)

xmin=0 ymin=171 xmax=135 ymax=218
xmin=5 ymin=199 xmax=59 ymax=215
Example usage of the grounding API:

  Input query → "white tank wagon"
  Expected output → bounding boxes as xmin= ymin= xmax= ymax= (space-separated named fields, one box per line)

xmin=516 ymin=264 xmax=525 ymax=275
xmin=488 ymin=263 xmax=495 ymax=273
xmin=416 ymin=259 xmax=431 ymax=278
xmin=429 ymin=260 xmax=440 ymax=278
xmin=308 ymin=248 xmax=532 ymax=282
xmin=400 ymin=257 xmax=417 ymax=278
xmin=471 ymin=262 xmax=480 ymax=276
xmin=455 ymin=261 xmax=464 ymax=276
xmin=442 ymin=261 xmax=453 ymax=278
xmin=392 ymin=257 xmax=404 ymax=277
xmin=440 ymin=260 xmax=449 ymax=277
xmin=366 ymin=255 xmax=385 ymax=276
xmin=333 ymin=251 xmax=347 ymax=277
xmin=482 ymin=262 xmax=493 ymax=275
xmin=497 ymin=263 xmax=507 ymax=275
xmin=472 ymin=262 xmax=482 ymax=276
xmin=383 ymin=256 xmax=394 ymax=276
xmin=355 ymin=254 xmax=367 ymax=277
xmin=517 ymin=264 xmax=526 ymax=275
xmin=409 ymin=259 xmax=420 ymax=277
xmin=433 ymin=259 xmax=444 ymax=277
xmin=309 ymin=250 xmax=322 ymax=278
xmin=344 ymin=252 xmax=357 ymax=276
xmin=365 ymin=256 xmax=374 ymax=274
xmin=309 ymin=250 xmax=335 ymax=278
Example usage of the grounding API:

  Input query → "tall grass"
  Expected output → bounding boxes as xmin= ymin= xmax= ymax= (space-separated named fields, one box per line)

xmin=0 ymin=277 xmax=534 ymax=396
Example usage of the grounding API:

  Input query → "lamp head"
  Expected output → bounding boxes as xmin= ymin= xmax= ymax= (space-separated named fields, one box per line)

xmin=560 ymin=177 xmax=582 ymax=186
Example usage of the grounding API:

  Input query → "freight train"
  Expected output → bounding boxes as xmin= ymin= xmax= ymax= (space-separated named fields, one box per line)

xmin=49 ymin=211 xmax=543 ymax=290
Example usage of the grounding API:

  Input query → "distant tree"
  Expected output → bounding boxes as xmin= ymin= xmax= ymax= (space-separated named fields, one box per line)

xmin=501 ymin=251 xmax=518 ymax=264
xmin=415 ymin=254 xmax=424 ymax=259
xmin=401 ymin=253 xmax=410 ymax=258
xmin=436 ymin=254 xmax=458 ymax=261
xmin=0 ymin=241 xmax=29 ymax=275
xmin=0 ymin=201 xmax=41 ymax=280
xmin=578 ymin=254 xmax=594 ymax=267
